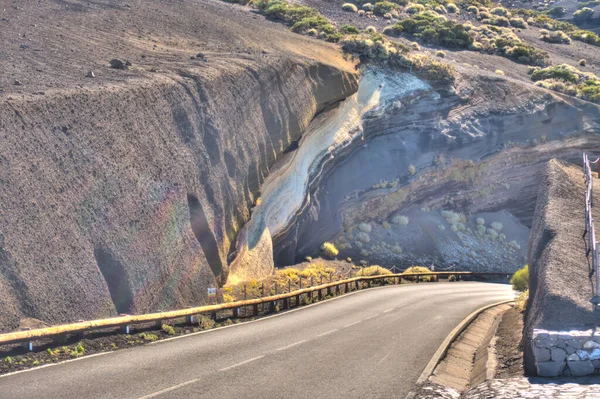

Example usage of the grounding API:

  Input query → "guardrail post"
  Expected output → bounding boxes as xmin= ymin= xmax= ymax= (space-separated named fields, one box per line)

xmin=283 ymin=297 xmax=289 ymax=310
xmin=296 ymin=294 xmax=301 ymax=307
xmin=244 ymin=285 xmax=247 ymax=300
xmin=299 ymin=276 xmax=303 ymax=289
xmin=318 ymin=288 xmax=323 ymax=301
xmin=233 ymin=307 xmax=240 ymax=318
xmin=368 ymin=280 xmax=372 ymax=288
xmin=288 ymin=279 xmax=291 ymax=293
xmin=336 ymin=283 xmax=340 ymax=294
xmin=121 ymin=325 xmax=131 ymax=334
xmin=23 ymin=341 xmax=33 ymax=352
xmin=253 ymin=304 xmax=259 ymax=316
xmin=211 ymin=311 xmax=217 ymax=321
xmin=345 ymin=282 xmax=349 ymax=293
xmin=416 ymin=275 xmax=421 ymax=283
xmin=355 ymin=280 xmax=359 ymax=290
xmin=185 ymin=315 xmax=195 ymax=325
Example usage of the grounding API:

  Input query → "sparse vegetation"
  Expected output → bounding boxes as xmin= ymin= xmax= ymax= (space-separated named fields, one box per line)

xmin=515 ymin=289 xmax=529 ymax=312
xmin=446 ymin=2 xmax=459 ymax=13
xmin=530 ymin=64 xmax=600 ymax=103
xmin=342 ymin=3 xmax=358 ymax=12
xmin=392 ymin=215 xmax=409 ymax=225
xmin=435 ymin=50 xmax=446 ymax=58
xmin=402 ymin=266 xmax=434 ymax=282
xmin=356 ymin=265 xmax=392 ymax=276
xmin=341 ymin=35 xmax=456 ymax=84
xmin=161 ymin=324 xmax=176 ymax=335
xmin=540 ymin=30 xmax=571 ymax=44
xmin=373 ymin=1 xmax=400 ymax=15
xmin=340 ymin=24 xmax=360 ymax=34
xmin=321 ymin=242 xmax=339 ymax=258
xmin=139 ymin=332 xmax=159 ymax=342
xmin=495 ymin=69 xmax=505 ymax=75
xmin=200 ymin=316 xmax=216 ymax=330
xmin=510 ymin=265 xmax=529 ymax=292
xmin=573 ymin=7 xmax=595 ymax=24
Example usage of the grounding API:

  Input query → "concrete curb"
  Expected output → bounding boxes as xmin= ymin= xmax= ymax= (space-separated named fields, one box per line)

xmin=405 ymin=299 xmax=515 ymax=399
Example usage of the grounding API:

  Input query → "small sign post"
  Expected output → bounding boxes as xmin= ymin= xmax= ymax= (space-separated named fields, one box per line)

xmin=208 ymin=287 xmax=217 ymax=305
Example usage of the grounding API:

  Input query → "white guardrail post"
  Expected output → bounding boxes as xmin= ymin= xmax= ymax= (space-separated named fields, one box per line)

xmin=583 ymin=153 xmax=600 ymax=306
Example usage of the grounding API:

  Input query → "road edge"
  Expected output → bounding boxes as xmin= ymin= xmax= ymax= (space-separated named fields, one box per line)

xmin=405 ymin=298 xmax=515 ymax=399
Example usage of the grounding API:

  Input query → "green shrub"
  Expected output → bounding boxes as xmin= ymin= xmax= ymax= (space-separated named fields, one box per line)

xmin=341 ymin=24 xmax=360 ymax=34
xmin=435 ymin=5 xmax=447 ymax=14
xmin=467 ymin=5 xmax=479 ymax=13
xmin=580 ymin=59 xmax=587 ymax=66
xmin=356 ymin=265 xmax=392 ymax=276
xmin=161 ymin=324 xmax=176 ymax=335
xmin=435 ymin=50 xmax=446 ymax=58
xmin=321 ymin=242 xmax=339 ymax=258
xmin=200 ymin=316 xmax=216 ymax=330
xmin=510 ymin=265 xmax=529 ymax=292
xmin=515 ymin=289 xmax=529 ymax=312
xmin=574 ymin=7 xmax=595 ymax=24
xmin=540 ymin=30 xmax=571 ymax=44
xmin=546 ymin=6 xmax=566 ymax=17
xmin=490 ymin=6 xmax=509 ymax=16
xmin=407 ymin=3 xmax=425 ymax=14
xmin=446 ymin=3 xmax=459 ymax=13
xmin=373 ymin=1 xmax=399 ymax=15
xmin=400 ymin=12 xmax=474 ymax=48
xmin=578 ymin=1 xmax=600 ymax=9
xmin=402 ymin=266 xmax=434 ymax=282
xmin=342 ymin=3 xmax=358 ymax=12
xmin=509 ymin=17 xmax=528 ymax=29
xmin=139 ymin=332 xmax=159 ymax=341
xmin=531 ymin=65 xmax=579 ymax=83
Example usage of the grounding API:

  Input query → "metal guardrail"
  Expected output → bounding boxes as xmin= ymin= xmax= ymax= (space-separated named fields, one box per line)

xmin=583 ymin=153 xmax=600 ymax=305
xmin=0 ymin=272 xmax=508 ymax=351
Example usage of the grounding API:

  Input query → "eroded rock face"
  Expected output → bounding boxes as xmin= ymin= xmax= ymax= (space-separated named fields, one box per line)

xmin=273 ymin=70 xmax=600 ymax=272
xmin=0 ymin=47 xmax=357 ymax=331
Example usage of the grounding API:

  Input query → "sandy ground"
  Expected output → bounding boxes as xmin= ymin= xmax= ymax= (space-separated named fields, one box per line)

xmin=0 ymin=0 xmax=354 ymax=99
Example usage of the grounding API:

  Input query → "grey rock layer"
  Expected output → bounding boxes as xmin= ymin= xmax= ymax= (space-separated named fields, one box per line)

xmin=0 ymin=50 xmax=357 ymax=332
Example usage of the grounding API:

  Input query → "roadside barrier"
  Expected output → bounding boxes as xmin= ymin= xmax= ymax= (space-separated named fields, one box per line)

xmin=0 ymin=272 xmax=508 ymax=351
xmin=583 ymin=153 xmax=600 ymax=305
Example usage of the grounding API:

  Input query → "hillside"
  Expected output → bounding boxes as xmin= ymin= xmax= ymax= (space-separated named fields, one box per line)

xmin=2 ymin=0 xmax=600 ymax=331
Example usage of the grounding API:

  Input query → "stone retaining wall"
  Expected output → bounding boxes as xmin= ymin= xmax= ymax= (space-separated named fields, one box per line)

xmin=533 ymin=329 xmax=600 ymax=377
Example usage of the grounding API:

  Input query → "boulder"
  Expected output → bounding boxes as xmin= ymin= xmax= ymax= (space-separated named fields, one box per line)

xmin=568 ymin=360 xmax=595 ymax=376
xmin=551 ymin=348 xmax=567 ymax=363
xmin=537 ymin=361 xmax=565 ymax=377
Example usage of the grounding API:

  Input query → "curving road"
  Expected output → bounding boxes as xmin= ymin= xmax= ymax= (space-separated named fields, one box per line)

xmin=0 ymin=282 xmax=513 ymax=399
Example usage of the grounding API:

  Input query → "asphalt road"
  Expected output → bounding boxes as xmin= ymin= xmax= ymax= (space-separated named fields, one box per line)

xmin=0 ymin=282 xmax=514 ymax=399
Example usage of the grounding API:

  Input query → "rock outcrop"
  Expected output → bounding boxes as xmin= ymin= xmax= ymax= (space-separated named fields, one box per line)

xmin=524 ymin=160 xmax=600 ymax=375
xmin=272 ymin=70 xmax=600 ymax=272
xmin=0 ymin=0 xmax=357 ymax=331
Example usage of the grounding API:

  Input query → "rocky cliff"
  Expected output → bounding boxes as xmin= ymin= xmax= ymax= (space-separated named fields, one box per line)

xmin=0 ymin=0 xmax=357 ymax=332
xmin=271 ymin=69 xmax=600 ymax=272
xmin=523 ymin=159 xmax=600 ymax=374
